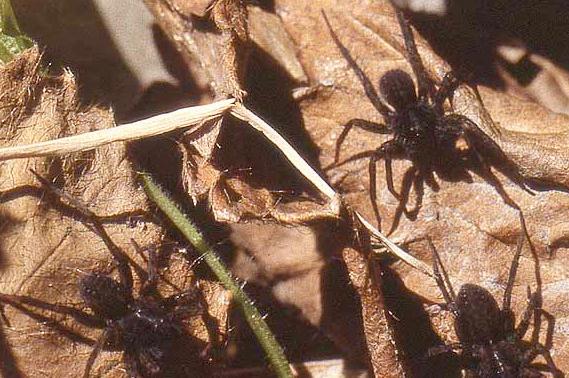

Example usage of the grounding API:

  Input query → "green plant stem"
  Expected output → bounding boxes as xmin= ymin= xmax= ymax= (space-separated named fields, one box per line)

xmin=140 ymin=173 xmax=293 ymax=378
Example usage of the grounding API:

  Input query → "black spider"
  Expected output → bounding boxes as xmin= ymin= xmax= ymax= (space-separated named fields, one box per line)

xmin=322 ymin=7 xmax=531 ymax=233
xmin=0 ymin=172 xmax=206 ymax=377
xmin=427 ymin=237 xmax=562 ymax=377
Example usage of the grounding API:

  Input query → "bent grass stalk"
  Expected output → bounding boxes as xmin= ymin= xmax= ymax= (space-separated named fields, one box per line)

xmin=140 ymin=173 xmax=293 ymax=378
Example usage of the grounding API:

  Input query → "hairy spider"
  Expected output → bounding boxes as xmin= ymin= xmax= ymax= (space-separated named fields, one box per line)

xmin=323 ymin=8 xmax=531 ymax=232
xmin=0 ymin=171 xmax=205 ymax=377
xmin=428 ymin=237 xmax=562 ymax=377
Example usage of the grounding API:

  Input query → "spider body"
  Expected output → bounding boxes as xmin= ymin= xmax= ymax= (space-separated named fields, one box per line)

xmin=429 ymin=239 xmax=562 ymax=377
xmin=0 ymin=254 xmax=203 ymax=378
xmin=380 ymin=75 xmax=439 ymax=165
xmin=323 ymin=9 xmax=530 ymax=232
xmin=79 ymin=273 xmax=191 ymax=377
xmin=0 ymin=171 xmax=206 ymax=377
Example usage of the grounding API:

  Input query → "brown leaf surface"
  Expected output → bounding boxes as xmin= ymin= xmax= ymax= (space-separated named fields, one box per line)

xmin=149 ymin=0 xmax=569 ymax=373
xmin=6 ymin=1 xmax=569 ymax=376
xmin=270 ymin=0 xmax=569 ymax=374
xmin=0 ymin=51 xmax=228 ymax=377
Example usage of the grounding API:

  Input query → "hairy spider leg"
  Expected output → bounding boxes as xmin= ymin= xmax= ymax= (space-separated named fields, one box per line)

xmin=512 ymin=288 xmax=562 ymax=377
xmin=446 ymin=114 xmax=533 ymax=194
xmin=521 ymin=334 xmax=564 ymax=378
xmin=433 ymin=72 xmax=460 ymax=114
xmin=322 ymin=11 xmax=391 ymax=117
xmin=130 ymin=241 xmax=202 ymax=317
xmin=395 ymin=9 xmax=435 ymax=100
xmin=513 ymin=288 xmax=538 ymax=342
xmin=130 ymin=240 xmax=159 ymax=297
xmin=83 ymin=328 xmax=111 ymax=378
xmin=425 ymin=342 xmax=464 ymax=358
xmin=502 ymin=235 xmax=524 ymax=312
xmin=409 ymin=168 xmax=425 ymax=218
xmin=526 ymin=346 xmax=564 ymax=378
xmin=438 ymin=117 xmax=524 ymax=217
xmin=369 ymin=140 xmax=405 ymax=230
xmin=386 ymin=166 xmax=423 ymax=235
xmin=538 ymin=310 xmax=556 ymax=354
xmin=428 ymin=239 xmax=457 ymax=308
xmin=521 ymin=310 xmax=563 ymax=377
xmin=162 ymin=290 xmax=204 ymax=321
xmin=30 ymin=169 xmax=134 ymax=296
xmin=334 ymin=118 xmax=390 ymax=164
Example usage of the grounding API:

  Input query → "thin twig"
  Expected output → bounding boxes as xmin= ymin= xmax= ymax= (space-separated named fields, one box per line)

xmin=140 ymin=173 xmax=293 ymax=378
xmin=0 ymin=98 xmax=235 ymax=160
xmin=356 ymin=213 xmax=432 ymax=276
xmin=229 ymin=104 xmax=432 ymax=276
xmin=0 ymin=100 xmax=432 ymax=275
xmin=230 ymin=103 xmax=336 ymax=199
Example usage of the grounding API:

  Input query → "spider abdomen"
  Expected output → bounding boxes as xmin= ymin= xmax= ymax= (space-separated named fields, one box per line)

xmin=454 ymin=284 xmax=503 ymax=345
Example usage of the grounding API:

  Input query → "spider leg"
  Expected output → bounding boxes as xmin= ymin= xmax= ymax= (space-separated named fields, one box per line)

xmin=423 ymin=170 xmax=440 ymax=192
xmin=502 ymin=234 xmax=524 ymax=312
xmin=468 ymin=142 xmax=536 ymax=263
xmin=384 ymin=151 xmax=401 ymax=201
xmin=464 ymin=138 xmax=522 ymax=212
xmin=0 ymin=293 xmax=102 ymax=346
xmin=83 ymin=328 xmax=110 ymax=378
xmin=334 ymin=118 xmax=390 ymax=163
xmin=369 ymin=140 xmax=404 ymax=230
xmin=30 ymin=170 xmax=134 ymax=294
xmin=521 ymin=342 xmax=563 ymax=378
xmin=516 ymin=290 xmax=562 ymax=377
xmin=164 ymin=290 xmax=204 ymax=319
xmin=514 ymin=287 xmax=537 ymax=341
xmin=328 ymin=149 xmax=378 ymax=170
xmin=322 ymin=11 xmax=391 ymax=117
xmin=447 ymin=114 xmax=533 ymax=195
xmin=405 ymin=168 xmax=425 ymax=219
xmin=426 ymin=342 xmax=463 ymax=358
xmin=131 ymin=240 xmax=159 ymax=296
xmin=386 ymin=165 xmax=418 ymax=235
xmin=394 ymin=8 xmax=435 ymax=100
xmin=541 ymin=309 xmax=556 ymax=352
xmin=428 ymin=238 xmax=457 ymax=307
xmin=369 ymin=151 xmax=382 ymax=231
xmin=433 ymin=71 xmax=460 ymax=113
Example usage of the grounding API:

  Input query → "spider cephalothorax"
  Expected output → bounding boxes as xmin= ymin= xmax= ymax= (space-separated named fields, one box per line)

xmin=323 ymin=8 xmax=530 ymax=232
xmin=428 ymin=238 xmax=561 ymax=377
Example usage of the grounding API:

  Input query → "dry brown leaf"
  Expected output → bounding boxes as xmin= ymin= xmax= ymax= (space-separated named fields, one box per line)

xmin=497 ymin=41 xmax=569 ymax=115
xmin=7 ymin=1 xmax=569 ymax=376
xmin=248 ymin=5 xmax=308 ymax=84
xmin=145 ymin=0 xmax=249 ymax=101
xmin=229 ymin=221 xmax=372 ymax=368
xmin=270 ymin=0 xmax=569 ymax=374
xmin=0 ymin=51 xmax=228 ymax=377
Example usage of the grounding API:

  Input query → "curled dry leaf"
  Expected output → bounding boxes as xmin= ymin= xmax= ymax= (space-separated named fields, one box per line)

xmin=273 ymin=0 xmax=569 ymax=374
xmin=147 ymin=0 xmax=327 ymax=226
xmin=0 ymin=50 xmax=229 ymax=377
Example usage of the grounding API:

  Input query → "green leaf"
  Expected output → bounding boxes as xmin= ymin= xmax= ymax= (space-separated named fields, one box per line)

xmin=0 ymin=0 xmax=33 ymax=63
